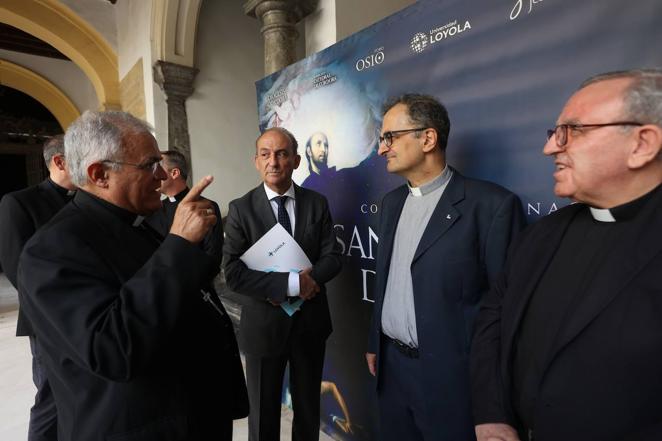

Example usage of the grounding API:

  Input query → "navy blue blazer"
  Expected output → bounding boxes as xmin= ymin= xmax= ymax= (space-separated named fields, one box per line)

xmin=368 ymin=168 xmax=524 ymax=441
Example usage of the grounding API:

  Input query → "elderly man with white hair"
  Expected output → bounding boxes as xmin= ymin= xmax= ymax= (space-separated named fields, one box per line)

xmin=18 ymin=111 xmax=248 ymax=441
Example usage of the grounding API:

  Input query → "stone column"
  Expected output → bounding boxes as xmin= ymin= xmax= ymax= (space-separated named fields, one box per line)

xmin=244 ymin=0 xmax=318 ymax=75
xmin=153 ymin=60 xmax=198 ymax=185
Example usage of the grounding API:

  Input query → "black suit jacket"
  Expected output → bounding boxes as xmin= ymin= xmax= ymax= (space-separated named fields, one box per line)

xmin=368 ymin=170 xmax=524 ymax=441
xmin=17 ymin=190 xmax=248 ymax=441
xmin=0 ymin=179 xmax=70 ymax=336
xmin=471 ymin=187 xmax=662 ymax=441
xmin=147 ymin=188 xmax=223 ymax=270
xmin=223 ymin=183 xmax=342 ymax=356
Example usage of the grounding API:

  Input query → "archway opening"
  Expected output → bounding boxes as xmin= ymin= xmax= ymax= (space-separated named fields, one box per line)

xmin=0 ymin=85 xmax=61 ymax=198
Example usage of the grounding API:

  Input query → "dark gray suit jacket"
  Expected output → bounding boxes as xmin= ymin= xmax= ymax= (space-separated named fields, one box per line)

xmin=147 ymin=187 xmax=224 ymax=271
xmin=223 ymin=183 xmax=342 ymax=356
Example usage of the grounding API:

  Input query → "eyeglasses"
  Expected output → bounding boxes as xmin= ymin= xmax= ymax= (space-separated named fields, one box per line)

xmin=101 ymin=159 xmax=162 ymax=175
xmin=379 ymin=127 xmax=428 ymax=148
xmin=546 ymin=122 xmax=643 ymax=148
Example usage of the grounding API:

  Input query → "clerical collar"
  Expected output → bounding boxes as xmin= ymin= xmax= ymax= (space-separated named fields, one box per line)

xmin=264 ymin=182 xmax=296 ymax=201
xmin=164 ymin=187 xmax=189 ymax=203
xmin=588 ymin=207 xmax=615 ymax=222
xmin=47 ymin=178 xmax=75 ymax=199
xmin=79 ymin=190 xmax=147 ymax=227
xmin=407 ymin=166 xmax=452 ymax=197
xmin=589 ymin=184 xmax=661 ymax=222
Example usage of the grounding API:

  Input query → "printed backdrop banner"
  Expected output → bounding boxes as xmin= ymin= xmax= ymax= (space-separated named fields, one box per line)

xmin=254 ymin=0 xmax=662 ymax=439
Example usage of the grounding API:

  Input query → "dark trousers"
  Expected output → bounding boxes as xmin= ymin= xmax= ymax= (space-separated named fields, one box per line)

xmin=245 ymin=337 xmax=325 ymax=441
xmin=188 ymin=416 xmax=233 ymax=441
xmin=28 ymin=335 xmax=58 ymax=441
xmin=377 ymin=336 xmax=428 ymax=441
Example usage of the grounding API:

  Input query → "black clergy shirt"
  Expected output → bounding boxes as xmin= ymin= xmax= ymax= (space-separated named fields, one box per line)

xmin=512 ymin=186 xmax=660 ymax=429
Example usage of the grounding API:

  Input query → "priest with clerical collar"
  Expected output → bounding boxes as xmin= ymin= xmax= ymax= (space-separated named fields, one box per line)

xmin=471 ymin=69 xmax=662 ymax=441
xmin=147 ymin=149 xmax=224 ymax=268
xmin=17 ymin=110 xmax=248 ymax=441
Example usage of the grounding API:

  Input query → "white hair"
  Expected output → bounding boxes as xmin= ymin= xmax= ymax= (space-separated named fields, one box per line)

xmin=65 ymin=111 xmax=153 ymax=187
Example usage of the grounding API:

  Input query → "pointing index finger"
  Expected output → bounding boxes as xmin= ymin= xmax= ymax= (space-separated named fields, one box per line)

xmin=182 ymin=175 xmax=213 ymax=202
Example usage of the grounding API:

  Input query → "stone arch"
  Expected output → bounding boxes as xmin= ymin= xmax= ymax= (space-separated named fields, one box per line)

xmin=152 ymin=0 xmax=203 ymax=67
xmin=0 ymin=59 xmax=80 ymax=129
xmin=0 ymin=0 xmax=120 ymax=110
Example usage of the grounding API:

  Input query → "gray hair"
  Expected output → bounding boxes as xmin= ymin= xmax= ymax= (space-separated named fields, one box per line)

xmin=383 ymin=93 xmax=451 ymax=151
xmin=580 ymin=69 xmax=662 ymax=126
xmin=161 ymin=150 xmax=189 ymax=180
xmin=65 ymin=110 xmax=153 ymax=187
xmin=257 ymin=127 xmax=299 ymax=155
xmin=42 ymin=134 xmax=65 ymax=166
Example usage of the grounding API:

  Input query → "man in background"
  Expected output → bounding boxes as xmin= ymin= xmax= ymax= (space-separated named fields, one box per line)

xmin=148 ymin=149 xmax=223 ymax=267
xmin=0 ymin=135 xmax=75 ymax=441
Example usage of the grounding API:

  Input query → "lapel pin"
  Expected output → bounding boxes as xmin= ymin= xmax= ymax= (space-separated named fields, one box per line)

xmin=446 ymin=214 xmax=452 ymax=220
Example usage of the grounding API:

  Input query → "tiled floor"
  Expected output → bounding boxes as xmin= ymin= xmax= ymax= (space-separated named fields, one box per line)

xmin=0 ymin=275 xmax=332 ymax=441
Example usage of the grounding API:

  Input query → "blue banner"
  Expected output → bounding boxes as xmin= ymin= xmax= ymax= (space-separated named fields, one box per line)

xmin=255 ymin=1 xmax=662 ymax=438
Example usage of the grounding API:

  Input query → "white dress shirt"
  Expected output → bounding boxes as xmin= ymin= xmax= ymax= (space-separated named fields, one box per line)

xmin=263 ymin=183 xmax=300 ymax=297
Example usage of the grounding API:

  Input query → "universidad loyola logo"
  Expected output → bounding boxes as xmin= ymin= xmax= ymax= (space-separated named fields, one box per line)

xmin=409 ymin=19 xmax=472 ymax=54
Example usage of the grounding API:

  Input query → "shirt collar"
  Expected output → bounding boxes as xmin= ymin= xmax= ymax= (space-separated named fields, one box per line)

xmin=162 ymin=187 xmax=189 ymax=203
xmin=588 ymin=207 xmax=616 ymax=222
xmin=589 ymin=183 xmax=661 ymax=222
xmin=407 ymin=166 xmax=452 ymax=197
xmin=47 ymin=177 xmax=75 ymax=199
xmin=264 ymin=182 xmax=296 ymax=201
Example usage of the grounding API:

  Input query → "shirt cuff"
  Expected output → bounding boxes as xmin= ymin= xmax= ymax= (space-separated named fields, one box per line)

xmin=287 ymin=271 xmax=300 ymax=297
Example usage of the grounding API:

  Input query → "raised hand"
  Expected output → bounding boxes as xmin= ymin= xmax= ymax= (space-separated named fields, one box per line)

xmin=169 ymin=176 xmax=217 ymax=243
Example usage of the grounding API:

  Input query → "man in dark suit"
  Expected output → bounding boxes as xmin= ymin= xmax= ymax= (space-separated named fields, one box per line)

xmin=471 ymin=69 xmax=662 ymax=441
xmin=148 ymin=149 xmax=223 ymax=268
xmin=224 ymin=127 xmax=342 ymax=441
xmin=366 ymin=94 xmax=524 ymax=441
xmin=0 ymin=135 xmax=75 ymax=441
xmin=17 ymin=110 xmax=248 ymax=441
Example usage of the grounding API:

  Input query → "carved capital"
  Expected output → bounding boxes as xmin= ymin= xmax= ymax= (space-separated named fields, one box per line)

xmin=244 ymin=0 xmax=318 ymax=21
xmin=244 ymin=0 xmax=318 ymax=74
xmin=153 ymin=61 xmax=199 ymax=101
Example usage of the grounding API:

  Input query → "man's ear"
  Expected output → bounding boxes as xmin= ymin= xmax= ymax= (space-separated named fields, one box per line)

xmin=628 ymin=124 xmax=662 ymax=169
xmin=52 ymin=154 xmax=67 ymax=171
xmin=171 ymin=167 xmax=181 ymax=179
xmin=421 ymin=128 xmax=438 ymax=153
xmin=87 ymin=163 xmax=109 ymax=188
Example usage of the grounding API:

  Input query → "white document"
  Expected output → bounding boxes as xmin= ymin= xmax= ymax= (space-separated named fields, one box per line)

xmin=239 ymin=223 xmax=311 ymax=316
xmin=240 ymin=223 xmax=311 ymax=272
